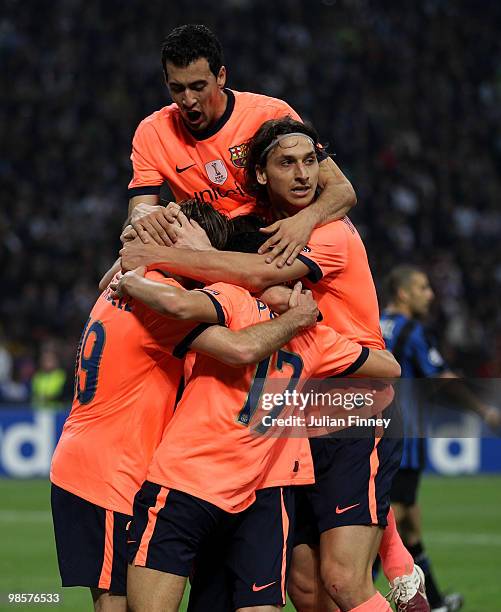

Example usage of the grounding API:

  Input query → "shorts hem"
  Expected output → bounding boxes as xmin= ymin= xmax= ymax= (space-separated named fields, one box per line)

xmin=318 ymin=518 xmax=387 ymax=533
xmin=131 ymin=558 xmax=191 ymax=578
xmin=61 ymin=580 xmax=126 ymax=597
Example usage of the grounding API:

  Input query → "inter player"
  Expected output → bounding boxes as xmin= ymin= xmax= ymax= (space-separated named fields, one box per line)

xmin=381 ymin=266 xmax=501 ymax=612
xmin=50 ymin=201 xmax=319 ymax=612
xmin=113 ymin=231 xmax=401 ymax=612
xmin=127 ymin=24 xmax=356 ymax=267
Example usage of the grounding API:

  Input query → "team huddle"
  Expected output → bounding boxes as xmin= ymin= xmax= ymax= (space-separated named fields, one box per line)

xmin=50 ymin=25 xmax=435 ymax=612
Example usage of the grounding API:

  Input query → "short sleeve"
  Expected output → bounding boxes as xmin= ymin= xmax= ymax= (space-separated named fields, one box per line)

xmin=296 ymin=222 xmax=348 ymax=283
xmin=272 ymin=100 xmax=302 ymax=122
xmin=309 ymin=325 xmax=368 ymax=378
xmin=128 ymin=121 xmax=165 ymax=195
xmin=194 ymin=282 xmax=258 ymax=329
xmin=173 ymin=283 xmax=259 ymax=358
xmin=139 ymin=274 xmax=202 ymax=357
xmin=409 ymin=325 xmax=446 ymax=376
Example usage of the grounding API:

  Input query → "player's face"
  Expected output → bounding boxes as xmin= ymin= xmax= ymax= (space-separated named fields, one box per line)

xmin=407 ymin=272 xmax=434 ymax=317
xmin=165 ymin=58 xmax=227 ymax=131
xmin=256 ymin=137 xmax=319 ymax=213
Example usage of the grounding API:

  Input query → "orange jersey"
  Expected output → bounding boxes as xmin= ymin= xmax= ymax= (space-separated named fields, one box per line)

xmin=128 ymin=89 xmax=300 ymax=215
xmin=50 ymin=272 xmax=219 ymax=515
xmin=146 ymin=283 xmax=366 ymax=513
xmin=297 ymin=217 xmax=385 ymax=349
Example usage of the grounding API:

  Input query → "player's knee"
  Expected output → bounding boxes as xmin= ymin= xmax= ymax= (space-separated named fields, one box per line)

xmin=288 ymin=570 xmax=317 ymax=612
xmin=91 ymin=589 xmax=127 ymax=612
xmin=320 ymin=557 xmax=367 ymax=601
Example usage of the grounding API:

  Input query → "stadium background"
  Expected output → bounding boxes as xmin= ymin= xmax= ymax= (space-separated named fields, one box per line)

xmin=1 ymin=1 xmax=500 ymax=610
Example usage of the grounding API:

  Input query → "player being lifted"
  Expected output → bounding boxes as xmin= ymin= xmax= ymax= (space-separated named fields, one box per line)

xmin=121 ymin=117 xmax=428 ymax=611
xmin=127 ymin=23 xmax=355 ymax=265
xmin=51 ymin=201 xmax=323 ymax=612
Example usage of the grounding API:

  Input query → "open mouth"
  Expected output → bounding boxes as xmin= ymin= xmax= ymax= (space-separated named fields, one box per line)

xmin=185 ymin=110 xmax=203 ymax=123
xmin=291 ymin=185 xmax=311 ymax=195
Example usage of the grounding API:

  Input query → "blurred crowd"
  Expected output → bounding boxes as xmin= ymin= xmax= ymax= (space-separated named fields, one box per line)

xmin=1 ymin=0 xmax=501 ymax=403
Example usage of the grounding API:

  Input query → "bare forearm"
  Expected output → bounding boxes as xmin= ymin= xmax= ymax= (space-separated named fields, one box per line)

xmin=438 ymin=375 xmax=493 ymax=419
xmin=311 ymin=157 xmax=357 ymax=225
xmin=234 ymin=309 xmax=308 ymax=363
xmin=310 ymin=182 xmax=356 ymax=225
xmin=99 ymin=259 xmax=121 ymax=292
xmin=356 ymin=349 xmax=401 ymax=378
xmin=208 ymin=311 xmax=306 ymax=366
xmin=128 ymin=195 xmax=159 ymax=217
xmin=119 ymin=274 xmax=183 ymax=316
xmin=128 ymin=246 xmax=290 ymax=291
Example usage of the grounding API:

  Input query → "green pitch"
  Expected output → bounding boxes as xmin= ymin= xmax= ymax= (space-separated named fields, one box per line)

xmin=1 ymin=477 xmax=500 ymax=611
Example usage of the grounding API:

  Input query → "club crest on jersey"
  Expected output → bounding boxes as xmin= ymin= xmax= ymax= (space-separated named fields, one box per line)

xmin=228 ymin=143 xmax=248 ymax=168
xmin=205 ymin=159 xmax=228 ymax=185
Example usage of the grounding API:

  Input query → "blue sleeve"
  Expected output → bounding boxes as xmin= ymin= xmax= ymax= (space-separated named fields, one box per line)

xmin=409 ymin=325 xmax=447 ymax=376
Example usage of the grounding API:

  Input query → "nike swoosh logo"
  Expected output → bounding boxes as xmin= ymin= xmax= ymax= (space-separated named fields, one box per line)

xmin=335 ymin=503 xmax=360 ymax=514
xmin=176 ymin=163 xmax=196 ymax=173
xmin=252 ymin=581 xmax=277 ymax=592
xmin=127 ymin=540 xmax=137 ymax=544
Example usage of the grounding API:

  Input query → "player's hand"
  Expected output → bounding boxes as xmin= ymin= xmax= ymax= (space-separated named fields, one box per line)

xmin=158 ymin=202 xmax=185 ymax=245
xmin=257 ymin=285 xmax=293 ymax=314
xmin=288 ymin=282 xmax=318 ymax=330
xmin=259 ymin=209 xmax=316 ymax=267
xmin=120 ymin=224 xmax=139 ymax=244
xmin=288 ymin=281 xmax=303 ymax=308
xmin=167 ymin=211 xmax=214 ymax=251
xmin=131 ymin=202 xmax=179 ymax=246
xmin=110 ymin=266 xmax=146 ymax=298
xmin=120 ymin=239 xmax=164 ymax=271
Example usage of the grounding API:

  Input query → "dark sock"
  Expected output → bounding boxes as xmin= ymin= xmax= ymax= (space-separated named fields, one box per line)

xmin=408 ymin=541 xmax=443 ymax=608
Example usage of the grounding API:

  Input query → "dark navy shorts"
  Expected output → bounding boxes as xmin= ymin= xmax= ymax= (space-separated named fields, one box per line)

xmin=51 ymin=484 xmax=131 ymax=595
xmin=129 ymin=481 xmax=295 ymax=609
xmin=295 ymin=404 xmax=403 ymax=543
xmin=390 ymin=467 xmax=422 ymax=507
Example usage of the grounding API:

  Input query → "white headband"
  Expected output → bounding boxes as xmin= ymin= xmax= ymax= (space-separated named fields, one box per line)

xmin=260 ymin=133 xmax=315 ymax=164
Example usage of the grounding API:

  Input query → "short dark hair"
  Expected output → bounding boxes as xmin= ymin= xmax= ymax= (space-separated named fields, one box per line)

xmin=161 ymin=25 xmax=224 ymax=80
xmin=179 ymin=199 xmax=230 ymax=250
xmin=243 ymin=116 xmax=323 ymax=203
xmin=385 ymin=265 xmax=424 ymax=300
xmin=225 ymin=215 xmax=268 ymax=253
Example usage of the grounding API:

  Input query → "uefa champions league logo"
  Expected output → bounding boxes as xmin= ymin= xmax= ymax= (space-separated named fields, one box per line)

xmin=205 ymin=159 xmax=228 ymax=185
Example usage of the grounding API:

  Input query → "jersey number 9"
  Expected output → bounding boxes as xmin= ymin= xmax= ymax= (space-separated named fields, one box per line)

xmin=74 ymin=318 xmax=106 ymax=404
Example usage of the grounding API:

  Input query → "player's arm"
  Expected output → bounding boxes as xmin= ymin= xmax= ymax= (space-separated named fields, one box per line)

xmin=99 ymin=257 xmax=121 ymax=292
xmin=410 ymin=327 xmax=501 ymax=429
xmin=120 ymin=241 xmax=310 ymax=292
xmin=189 ymin=284 xmax=318 ymax=366
xmin=258 ymin=156 xmax=356 ymax=267
xmin=127 ymin=120 xmax=177 ymax=242
xmin=436 ymin=371 xmax=501 ymax=429
xmin=98 ymin=206 xmax=180 ymax=292
xmin=315 ymin=335 xmax=401 ymax=379
xmin=354 ymin=348 xmax=401 ymax=378
xmin=111 ymin=267 xmax=221 ymax=323
xmin=313 ymin=156 xmax=357 ymax=222
xmin=128 ymin=195 xmax=159 ymax=217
